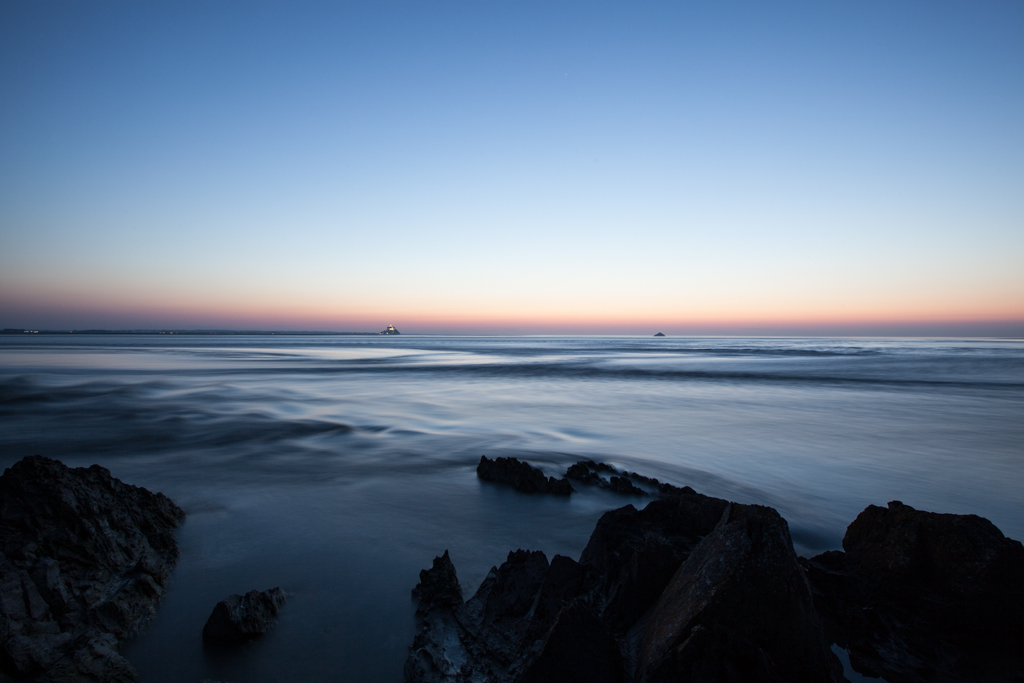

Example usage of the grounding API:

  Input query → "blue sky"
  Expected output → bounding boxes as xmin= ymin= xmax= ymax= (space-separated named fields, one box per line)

xmin=1 ymin=1 xmax=1022 ymax=333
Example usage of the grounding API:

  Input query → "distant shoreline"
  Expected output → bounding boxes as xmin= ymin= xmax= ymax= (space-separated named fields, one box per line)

xmin=1 ymin=329 xmax=1022 ymax=340
xmin=0 ymin=329 xmax=379 ymax=336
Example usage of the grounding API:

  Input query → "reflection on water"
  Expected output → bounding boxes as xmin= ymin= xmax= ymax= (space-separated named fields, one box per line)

xmin=1 ymin=335 xmax=1022 ymax=682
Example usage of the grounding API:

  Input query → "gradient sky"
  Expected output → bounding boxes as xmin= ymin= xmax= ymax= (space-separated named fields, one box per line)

xmin=1 ymin=1 xmax=1022 ymax=335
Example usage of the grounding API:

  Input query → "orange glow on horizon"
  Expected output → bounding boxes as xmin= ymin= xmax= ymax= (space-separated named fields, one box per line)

xmin=3 ymin=288 xmax=1022 ymax=336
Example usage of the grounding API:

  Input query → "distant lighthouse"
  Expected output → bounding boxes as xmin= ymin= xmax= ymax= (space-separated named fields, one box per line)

xmin=380 ymin=324 xmax=401 ymax=335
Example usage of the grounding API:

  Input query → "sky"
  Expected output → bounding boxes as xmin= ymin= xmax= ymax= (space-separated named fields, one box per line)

xmin=1 ymin=1 xmax=1022 ymax=335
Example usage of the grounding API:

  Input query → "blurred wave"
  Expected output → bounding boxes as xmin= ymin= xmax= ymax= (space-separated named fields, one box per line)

xmin=3 ymin=334 xmax=1022 ymax=683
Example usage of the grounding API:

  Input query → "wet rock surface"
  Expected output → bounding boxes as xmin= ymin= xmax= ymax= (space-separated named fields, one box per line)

xmin=0 ymin=455 xmax=185 ymax=682
xmin=477 ymin=457 xmax=572 ymax=496
xmin=202 ymin=588 xmax=287 ymax=645
xmin=564 ymin=460 xmax=694 ymax=498
xmin=804 ymin=500 xmax=1024 ymax=683
xmin=405 ymin=484 xmax=843 ymax=683
xmin=411 ymin=551 xmax=462 ymax=615
xmin=631 ymin=503 xmax=842 ymax=683
xmin=409 ymin=477 xmax=1024 ymax=683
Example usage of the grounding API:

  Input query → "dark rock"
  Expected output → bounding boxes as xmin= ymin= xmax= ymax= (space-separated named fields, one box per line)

xmin=411 ymin=550 xmax=463 ymax=615
xmin=406 ymin=549 xmax=556 ymax=683
xmin=410 ymin=473 xmax=1024 ymax=683
xmin=632 ymin=503 xmax=844 ymax=683
xmin=653 ymin=333 xmax=665 ymax=337
xmin=564 ymin=460 xmax=696 ymax=498
xmin=516 ymin=602 xmax=623 ymax=683
xmin=806 ymin=500 xmax=1024 ymax=683
xmin=518 ymin=555 xmax=587 ymax=646
xmin=406 ymin=480 xmax=842 ymax=683
xmin=0 ymin=455 xmax=184 ymax=682
xmin=565 ymin=460 xmax=642 ymax=495
xmin=477 ymin=457 xmax=572 ymax=496
xmin=202 ymin=588 xmax=287 ymax=645
xmin=607 ymin=476 xmax=644 ymax=496
xmin=457 ymin=550 xmax=551 ymax=666
xmin=580 ymin=492 xmax=728 ymax=630
xmin=564 ymin=462 xmax=600 ymax=486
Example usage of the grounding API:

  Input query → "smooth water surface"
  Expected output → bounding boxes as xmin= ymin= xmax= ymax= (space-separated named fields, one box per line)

xmin=1 ymin=335 xmax=1022 ymax=682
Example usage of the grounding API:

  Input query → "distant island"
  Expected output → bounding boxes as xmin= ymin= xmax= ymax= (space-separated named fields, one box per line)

xmin=654 ymin=332 xmax=665 ymax=337
xmin=379 ymin=324 xmax=401 ymax=335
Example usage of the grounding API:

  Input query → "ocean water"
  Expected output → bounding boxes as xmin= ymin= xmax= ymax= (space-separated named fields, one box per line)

xmin=1 ymin=334 xmax=1021 ymax=682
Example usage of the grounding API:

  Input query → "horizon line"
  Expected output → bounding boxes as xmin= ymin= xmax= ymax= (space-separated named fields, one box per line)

xmin=2 ymin=328 xmax=1023 ymax=341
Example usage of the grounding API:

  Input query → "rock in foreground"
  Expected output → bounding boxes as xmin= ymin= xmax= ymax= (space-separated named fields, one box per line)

xmin=409 ymin=482 xmax=1024 ymax=683
xmin=0 ymin=455 xmax=185 ymax=682
xmin=804 ymin=500 xmax=1024 ymax=683
xmin=634 ymin=503 xmax=842 ymax=683
xmin=411 ymin=550 xmax=462 ymax=615
xmin=202 ymin=588 xmax=287 ymax=645
xmin=405 ymin=486 xmax=843 ymax=683
xmin=477 ymin=457 xmax=572 ymax=496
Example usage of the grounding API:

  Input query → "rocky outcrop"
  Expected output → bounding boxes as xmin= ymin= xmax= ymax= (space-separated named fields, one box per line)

xmin=804 ymin=500 xmax=1024 ymax=683
xmin=579 ymin=493 xmax=729 ymax=631
xmin=477 ymin=457 xmax=572 ymax=496
xmin=564 ymin=460 xmax=694 ymax=498
xmin=632 ymin=503 xmax=842 ymax=683
xmin=202 ymin=588 xmax=287 ymax=645
xmin=516 ymin=602 xmax=622 ymax=683
xmin=0 ymin=456 xmax=185 ymax=682
xmin=411 ymin=551 xmax=462 ymax=615
xmin=405 ymin=485 xmax=843 ymax=683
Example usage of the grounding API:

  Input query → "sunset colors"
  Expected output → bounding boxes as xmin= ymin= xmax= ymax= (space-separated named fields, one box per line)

xmin=2 ymin=1 xmax=1022 ymax=335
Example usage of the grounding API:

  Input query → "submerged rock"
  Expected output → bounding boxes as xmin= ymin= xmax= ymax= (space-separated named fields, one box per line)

xmin=805 ymin=500 xmax=1024 ymax=683
xmin=202 ymin=588 xmax=287 ymax=645
xmin=477 ymin=457 xmax=572 ymax=496
xmin=0 ymin=455 xmax=185 ymax=682
xmin=564 ymin=460 xmax=693 ymax=498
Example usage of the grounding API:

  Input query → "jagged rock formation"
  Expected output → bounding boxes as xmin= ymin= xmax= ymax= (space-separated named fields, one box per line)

xmin=202 ymin=588 xmax=287 ymax=645
xmin=632 ymin=504 xmax=842 ymax=683
xmin=409 ymin=481 xmax=1024 ymax=683
xmin=477 ymin=457 xmax=572 ymax=496
xmin=411 ymin=551 xmax=462 ymax=615
xmin=564 ymin=460 xmax=697 ymax=498
xmin=565 ymin=461 xmax=648 ymax=497
xmin=803 ymin=500 xmax=1024 ymax=683
xmin=405 ymin=487 xmax=844 ymax=683
xmin=0 ymin=456 xmax=185 ymax=682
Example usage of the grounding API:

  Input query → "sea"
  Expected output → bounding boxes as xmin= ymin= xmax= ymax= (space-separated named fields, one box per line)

xmin=1 ymin=334 xmax=1022 ymax=683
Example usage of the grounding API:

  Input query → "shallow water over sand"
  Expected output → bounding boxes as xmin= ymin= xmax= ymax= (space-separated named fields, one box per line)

xmin=1 ymin=335 xmax=1021 ymax=682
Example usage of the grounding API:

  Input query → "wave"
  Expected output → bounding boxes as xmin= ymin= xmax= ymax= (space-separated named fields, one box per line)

xmin=189 ymin=359 xmax=1024 ymax=390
